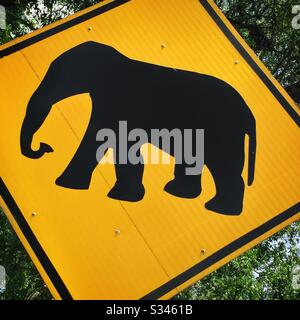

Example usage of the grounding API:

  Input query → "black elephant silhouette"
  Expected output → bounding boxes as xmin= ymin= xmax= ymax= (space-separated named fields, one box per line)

xmin=20 ymin=41 xmax=256 ymax=215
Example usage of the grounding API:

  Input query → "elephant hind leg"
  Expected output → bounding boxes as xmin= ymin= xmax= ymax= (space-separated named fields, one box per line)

xmin=164 ymin=164 xmax=202 ymax=199
xmin=205 ymin=133 xmax=245 ymax=215
xmin=164 ymin=133 xmax=203 ymax=199
xmin=205 ymin=175 xmax=245 ymax=215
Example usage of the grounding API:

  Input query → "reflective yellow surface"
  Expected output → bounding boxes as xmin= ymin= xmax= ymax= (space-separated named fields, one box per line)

xmin=0 ymin=0 xmax=299 ymax=299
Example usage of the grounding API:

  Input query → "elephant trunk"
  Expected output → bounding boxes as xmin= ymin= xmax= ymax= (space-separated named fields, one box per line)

xmin=20 ymin=94 xmax=54 ymax=159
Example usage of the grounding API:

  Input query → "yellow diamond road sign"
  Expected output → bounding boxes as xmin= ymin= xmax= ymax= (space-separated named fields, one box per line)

xmin=0 ymin=0 xmax=299 ymax=300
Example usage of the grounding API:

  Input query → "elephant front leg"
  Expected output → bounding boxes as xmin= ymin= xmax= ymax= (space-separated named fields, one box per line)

xmin=56 ymin=118 xmax=100 ymax=190
xmin=108 ymin=162 xmax=145 ymax=202
xmin=108 ymin=143 xmax=145 ymax=202
xmin=164 ymin=163 xmax=202 ymax=199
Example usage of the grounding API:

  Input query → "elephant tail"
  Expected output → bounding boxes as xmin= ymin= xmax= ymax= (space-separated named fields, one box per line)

xmin=246 ymin=111 xmax=256 ymax=186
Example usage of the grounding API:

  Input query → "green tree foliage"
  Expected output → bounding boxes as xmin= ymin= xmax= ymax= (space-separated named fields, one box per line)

xmin=215 ymin=0 xmax=300 ymax=103
xmin=0 ymin=0 xmax=102 ymax=42
xmin=0 ymin=0 xmax=299 ymax=300
xmin=176 ymin=223 xmax=300 ymax=300
xmin=0 ymin=208 xmax=52 ymax=299
xmin=0 ymin=0 xmax=299 ymax=102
